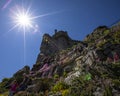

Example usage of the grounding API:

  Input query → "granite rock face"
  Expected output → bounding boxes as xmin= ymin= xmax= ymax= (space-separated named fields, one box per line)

xmin=1 ymin=22 xmax=120 ymax=96
xmin=33 ymin=30 xmax=84 ymax=71
xmin=39 ymin=30 xmax=80 ymax=55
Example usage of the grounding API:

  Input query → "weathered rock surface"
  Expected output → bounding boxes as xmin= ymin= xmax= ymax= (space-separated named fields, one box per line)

xmin=1 ymin=22 xmax=120 ymax=96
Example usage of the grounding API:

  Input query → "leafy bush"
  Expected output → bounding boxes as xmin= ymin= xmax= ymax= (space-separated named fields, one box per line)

xmin=52 ymin=81 xmax=69 ymax=93
xmin=69 ymin=73 xmax=93 ymax=96
xmin=62 ymin=89 xmax=69 ymax=96
xmin=0 ymin=78 xmax=11 ymax=93
xmin=54 ymin=74 xmax=59 ymax=79
xmin=103 ymin=30 xmax=110 ymax=35
xmin=0 ymin=91 xmax=9 ymax=96
xmin=96 ymin=39 xmax=107 ymax=48
xmin=63 ymin=72 xmax=67 ymax=77
xmin=112 ymin=79 xmax=120 ymax=86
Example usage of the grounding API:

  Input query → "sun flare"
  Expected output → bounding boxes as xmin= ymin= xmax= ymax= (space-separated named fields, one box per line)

xmin=9 ymin=5 xmax=59 ymax=32
xmin=16 ymin=13 xmax=31 ymax=27
xmin=9 ymin=6 xmax=34 ymax=32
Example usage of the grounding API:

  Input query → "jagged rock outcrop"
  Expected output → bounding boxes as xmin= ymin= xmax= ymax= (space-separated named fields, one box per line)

xmin=32 ymin=30 xmax=84 ymax=71
xmin=39 ymin=30 xmax=80 ymax=55
xmin=63 ymin=23 xmax=120 ymax=96
xmin=13 ymin=66 xmax=30 ymax=77
xmin=1 ymin=22 xmax=120 ymax=96
xmin=13 ymin=66 xmax=30 ymax=83
xmin=29 ymin=23 xmax=120 ymax=95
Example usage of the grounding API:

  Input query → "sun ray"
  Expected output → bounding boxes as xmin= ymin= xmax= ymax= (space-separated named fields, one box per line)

xmin=8 ymin=24 xmax=19 ymax=32
xmin=9 ymin=4 xmax=62 ymax=33
xmin=31 ymin=11 xmax=61 ymax=19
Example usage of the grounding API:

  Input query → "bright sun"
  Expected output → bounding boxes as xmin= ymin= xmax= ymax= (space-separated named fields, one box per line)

xmin=17 ymin=14 xmax=31 ymax=27
xmin=10 ymin=6 xmax=34 ymax=32
xmin=9 ymin=5 xmax=58 ymax=32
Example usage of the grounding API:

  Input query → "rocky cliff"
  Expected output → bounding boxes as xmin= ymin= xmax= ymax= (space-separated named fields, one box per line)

xmin=0 ymin=23 xmax=120 ymax=96
xmin=32 ymin=30 xmax=84 ymax=71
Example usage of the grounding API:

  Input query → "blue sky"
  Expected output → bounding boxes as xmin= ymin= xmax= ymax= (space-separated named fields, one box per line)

xmin=0 ymin=0 xmax=120 ymax=81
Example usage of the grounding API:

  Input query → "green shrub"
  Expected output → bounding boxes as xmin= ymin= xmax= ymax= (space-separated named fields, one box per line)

xmin=0 ymin=91 xmax=9 ymax=96
xmin=63 ymin=72 xmax=67 ymax=77
xmin=96 ymin=39 xmax=107 ymax=48
xmin=69 ymin=73 xmax=94 ymax=96
xmin=0 ymin=78 xmax=11 ymax=93
xmin=62 ymin=89 xmax=69 ymax=96
xmin=54 ymin=74 xmax=59 ymax=79
xmin=103 ymin=30 xmax=110 ymax=35
xmin=112 ymin=79 xmax=120 ymax=86
xmin=52 ymin=81 xmax=69 ymax=93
